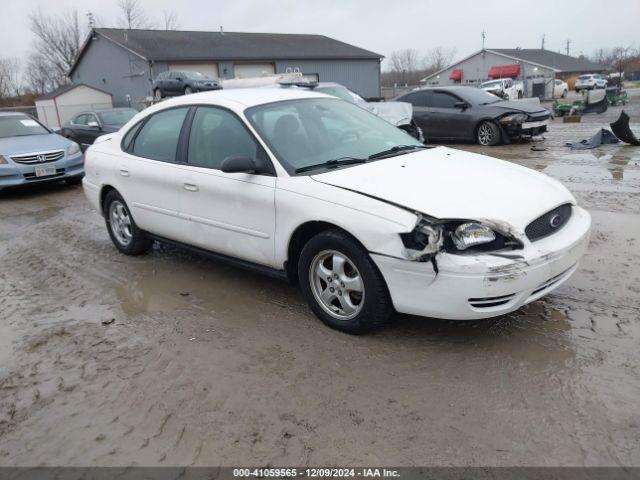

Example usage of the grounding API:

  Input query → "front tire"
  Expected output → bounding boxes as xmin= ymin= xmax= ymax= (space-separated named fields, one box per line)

xmin=103 ymin=190 xmax=152 ymax=256
xmin=184 ymin=86 xmax=193 ymax=95
xmin=153 ymin=88 xmax=163 ymax=101
xmin=298 ymin=229 xmax=393 ymax=334
xmin=476 ymin=121 xmax=501 ymax=146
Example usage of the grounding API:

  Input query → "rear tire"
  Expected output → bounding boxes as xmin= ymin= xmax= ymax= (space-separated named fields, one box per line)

xmin=476 ymin=121 xmax=501 ymax=146
xmin=562 ymin=89 xmax=567 ymax=98
xmin=298 ymin=229 xmax=393 ymax=334
xmin=103 ymin=190 xmax=152 ymax=256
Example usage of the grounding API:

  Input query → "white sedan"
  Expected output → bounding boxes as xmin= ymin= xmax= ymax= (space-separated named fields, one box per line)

xmin=83 ymin=88 xmax=591 ymax=334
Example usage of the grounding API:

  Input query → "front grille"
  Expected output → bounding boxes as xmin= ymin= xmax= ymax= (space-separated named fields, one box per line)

xmin=23 ymin=168 xmax=66 ymax=180
xmin=525 ymin=204 xmax=572 ymax=241
xmin=468 ymin=293 xmax=516 ymax=309
xmin=11 ymin=150 xmax=65 ymax=164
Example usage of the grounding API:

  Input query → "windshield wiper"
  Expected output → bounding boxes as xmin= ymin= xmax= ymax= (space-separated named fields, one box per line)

xmin=294 ymin=157 xmax=368 ymax=174
xmin=368 ymin=144 xmax=429 ymax=160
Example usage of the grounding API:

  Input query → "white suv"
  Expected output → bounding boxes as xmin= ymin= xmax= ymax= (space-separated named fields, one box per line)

xmin=83 ymin=88 xmax=590 ymax=333
xmin=575 ymin=74 xmax=607 ymax=92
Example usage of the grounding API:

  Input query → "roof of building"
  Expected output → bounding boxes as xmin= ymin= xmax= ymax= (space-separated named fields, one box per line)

xmin=70 ymin=28 xmax=382 ymax=75
xmin=421 ymin=48 xmax=607 ymax=82
xmin=36 ymin=83 xmax=113 ymax=101
xmin=490 ymin=49 xmax=606 ymax=72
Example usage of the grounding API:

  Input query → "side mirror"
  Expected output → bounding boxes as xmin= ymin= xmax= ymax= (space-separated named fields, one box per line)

xmin=221 ymin=155 xmax=256 ymax=173
xmin=175 ymin=77 xmax=182 ymax=82
xmin=88 ymin=121 xmax=100 ymax=129
xmin=454 ymin=101 xmax=469 ymax=110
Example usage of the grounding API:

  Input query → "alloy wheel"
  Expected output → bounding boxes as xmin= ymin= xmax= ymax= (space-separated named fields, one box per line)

xmin=109 ymin=200 xmax=133 ymax=246
xmin=309 ymin=250 xmax=364 ymax=320
xmin=478 ymin=123 xmax=494 ymax=146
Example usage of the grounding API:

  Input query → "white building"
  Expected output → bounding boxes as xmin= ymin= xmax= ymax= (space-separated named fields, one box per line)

xmin=35 ymin=84 xmax=113 ymax=130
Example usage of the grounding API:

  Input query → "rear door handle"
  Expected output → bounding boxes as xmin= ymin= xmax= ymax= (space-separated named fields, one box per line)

xmin=183 ymin=182 xmax=199 ymax=192
xmin=119 ymin=168 xmax=130 ymax=177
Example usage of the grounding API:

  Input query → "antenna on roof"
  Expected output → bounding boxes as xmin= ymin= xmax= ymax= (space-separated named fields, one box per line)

xmin=541 ymin=34 xmax=545 ymax=50
xmin=220 ymin=25 xmax=224 ymax=34
xmin=481 ymin=30 xmax=486 ymax=49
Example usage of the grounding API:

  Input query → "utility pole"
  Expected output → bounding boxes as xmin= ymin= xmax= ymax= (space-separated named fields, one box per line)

xmin=565 ymin=39 xmax=571 ymax=56
xmin=481 ymin=30 xmax=486 ymax=50
xmin=541 ymin=34 xmax=545 ymax=50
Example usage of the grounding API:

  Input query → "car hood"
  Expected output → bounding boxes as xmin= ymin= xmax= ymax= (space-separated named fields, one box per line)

xmin=0 ymin=133 xmax=71 ymax=156
xmin=310 ymin=147 xmax=574 ymax=232
xmin=487 ymin=100 xmax=548 ymax=115
xmin=360 ymin=101 xmax=413 ymax=126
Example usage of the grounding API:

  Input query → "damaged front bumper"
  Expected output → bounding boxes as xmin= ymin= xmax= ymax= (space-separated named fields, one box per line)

xmin=371 ymin=206 xmax=591 ymax=320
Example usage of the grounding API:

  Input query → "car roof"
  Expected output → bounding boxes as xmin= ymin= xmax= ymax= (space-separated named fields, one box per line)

xmin=410 ymin=86 xmax=478 ymax=94
xmin=155 ymin=87 xmax=330 ymax=109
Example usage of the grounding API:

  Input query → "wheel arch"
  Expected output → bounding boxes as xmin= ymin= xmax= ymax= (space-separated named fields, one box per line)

xmin=285 ymin=220 xmax=368 ymax=284
xmin=99 ymin=184 xmax=118 ymax=216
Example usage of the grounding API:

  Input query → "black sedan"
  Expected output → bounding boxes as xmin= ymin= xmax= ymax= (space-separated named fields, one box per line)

xmin=59 ymin=108 xmax=138 ymax=150
xmin=395 ymin=86 xmax=550 ymax=146
xmin=153 ymin=71 xmax=222 ymax=100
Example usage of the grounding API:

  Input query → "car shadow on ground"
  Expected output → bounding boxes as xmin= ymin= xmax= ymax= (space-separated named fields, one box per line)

xmin=0 ymin=181 xmax=81 ymax=200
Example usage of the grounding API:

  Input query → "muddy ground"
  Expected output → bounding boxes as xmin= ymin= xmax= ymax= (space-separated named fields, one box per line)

xmin=0 ymin=90 xmax=639 ymax=467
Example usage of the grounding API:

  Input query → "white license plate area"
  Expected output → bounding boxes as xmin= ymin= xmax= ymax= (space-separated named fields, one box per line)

xmin=522 ymin=120 xmax=548 ymax=129
xmin=34 ymin=165 xmax=57 ymax=177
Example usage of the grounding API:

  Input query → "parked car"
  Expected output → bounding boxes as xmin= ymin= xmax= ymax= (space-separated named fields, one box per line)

xmin=59 ymin=108 xmax=138 ymax=150
xmin=0 ymin=112 xmax=84 ymax=191
xmin=153 ymin=71 xmax=222 ymax=100
xmin=395 ymin=86 xmax=550 ymax=146
xmin=575 ymin=74 xmax=607 ymax=92
xmin=553 ymin=79 xmax=569 ymax=98
xmin=82 ymin=88 xmax=590 ymax=333
xmin=479 ymin=78 xmax=524 ymax=100
xmin=312 ymin=82 xmax=422 ymax=140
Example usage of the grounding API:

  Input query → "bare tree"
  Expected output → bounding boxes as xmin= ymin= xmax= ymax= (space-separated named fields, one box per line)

xmin=28 ymin=8 xmax=83 ymax=92
xmin=610 ymin=45 xmax=638 ymax=80
xmin=117 ymin=0 xmax=153 ymax=29
xmin=0 ymin=58 xmax=22 ymax=98
xmin=424 ymin=46 xmax=457 ymax=72
xmin=162 ymin=10 xmax=180 ymax=30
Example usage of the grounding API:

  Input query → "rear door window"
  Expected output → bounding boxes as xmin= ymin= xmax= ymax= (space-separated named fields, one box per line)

xmin=401 ymin=91 xmax=431 ymax=107
xmin=131 ymin=107 xmax=189 ymax=162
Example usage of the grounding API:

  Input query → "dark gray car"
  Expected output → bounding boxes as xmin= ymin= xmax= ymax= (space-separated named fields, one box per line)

xmin=153 ymin=71 xmax=222 ymax=100
xmin=395 ymin=86 xmax=550 ymax=146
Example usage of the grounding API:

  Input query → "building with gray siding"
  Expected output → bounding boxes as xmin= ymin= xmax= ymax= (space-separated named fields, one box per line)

xmin=420 ymin=48 xmax=605 ymax=99
xmin=69 ymin=28 xmax=383 ymax=107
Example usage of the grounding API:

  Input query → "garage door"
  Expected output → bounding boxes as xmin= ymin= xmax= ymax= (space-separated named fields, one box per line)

xmin=169 ymin=63 xmax=219 ymax=79
xmin=234 ymin=63 xmax=275 ymax=79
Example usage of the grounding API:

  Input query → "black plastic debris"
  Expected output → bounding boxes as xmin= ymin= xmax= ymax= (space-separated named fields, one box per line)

xmin=610 ymin=110 xmax=640 ymax=146
xmin=566 ymin=129 xmax=620 ymax=150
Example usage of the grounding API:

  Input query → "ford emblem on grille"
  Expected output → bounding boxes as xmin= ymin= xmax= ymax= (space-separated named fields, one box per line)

xmin=37 ymin=154 xmax=46 ymax=162
xmin=549 ymin=214 xmax=562 ymax=228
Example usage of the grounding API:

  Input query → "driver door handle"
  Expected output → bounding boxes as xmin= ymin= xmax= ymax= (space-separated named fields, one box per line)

xmin=183 ymin=182 xmax=199 ymax=192
xmin=119 ymin=168 xmax=130 ymax=177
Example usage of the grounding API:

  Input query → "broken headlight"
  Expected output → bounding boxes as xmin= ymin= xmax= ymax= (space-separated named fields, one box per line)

xmin=499 ymin=113 xmax=527 ymax=124
xmin=400 ymin=218 xmax=522 ymax=260
xmin=451 ymin=222 xmax=495 ymax=250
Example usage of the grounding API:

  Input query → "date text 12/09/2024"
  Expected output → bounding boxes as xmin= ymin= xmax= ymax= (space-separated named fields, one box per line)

xmin=233 ymin=468 xmax=400 ymax=478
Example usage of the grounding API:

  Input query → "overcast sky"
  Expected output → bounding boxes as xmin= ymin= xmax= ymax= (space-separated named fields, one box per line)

xmin=2 ymin=0 xmax=638 ymax=69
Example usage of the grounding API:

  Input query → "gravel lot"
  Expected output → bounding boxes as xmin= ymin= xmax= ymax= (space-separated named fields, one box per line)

xmin=1 ymin=89 xmax=639 ymax=467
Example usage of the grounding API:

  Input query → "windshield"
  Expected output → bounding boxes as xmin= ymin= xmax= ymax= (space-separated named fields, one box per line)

xmin=98 ymin=109 xmax=137 ymax=126
xmin=458 ymin=88 xmax=504 ymax=105
xmin=184 ymin=71 xmax=208 ymax=79
xmin=479 ymin=80 xmax=503 ymax=89
xmin=315 ymin=86 xmax=361 ymax=104
xmin=246 ymin=98 xmax=423 ymax=175
xmin=0 ymin=115 xmax=49 ymax=139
